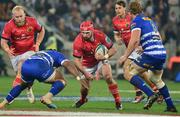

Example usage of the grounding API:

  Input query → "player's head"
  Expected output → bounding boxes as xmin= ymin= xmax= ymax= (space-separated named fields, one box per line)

xmin=115 ymin=0 xmax=126 ymax=17
xmin=129 ymin=1 xmax=142 ymax=16
xmin=80 ymin=20 xmax=94 ymax=41
xmin=12 ymin=6 xmax=26 ymax=27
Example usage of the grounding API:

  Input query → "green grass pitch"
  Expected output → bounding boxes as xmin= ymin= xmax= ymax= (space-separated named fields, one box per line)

xmin=0 ymin=76 xmax=180 ymax=115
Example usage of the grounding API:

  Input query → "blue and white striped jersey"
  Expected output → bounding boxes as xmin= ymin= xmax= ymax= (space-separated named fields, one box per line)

xmin=131 ymin=14 xmax=166 ymax=59
xmin=28 ymin=50 xmax=68 ymax=68
xmin=21 ymin=50 xmax=69 ymax=83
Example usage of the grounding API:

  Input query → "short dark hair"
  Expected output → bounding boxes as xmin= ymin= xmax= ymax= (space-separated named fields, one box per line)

xmin=129 ymin=1 xmax=142 ymax=15
xmin=116 ymin=0 xmax=126 ymax=8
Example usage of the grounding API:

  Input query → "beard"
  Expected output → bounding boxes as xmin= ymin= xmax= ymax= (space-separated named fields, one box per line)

xmin=15 ymin=20 xmax=25 ymax=27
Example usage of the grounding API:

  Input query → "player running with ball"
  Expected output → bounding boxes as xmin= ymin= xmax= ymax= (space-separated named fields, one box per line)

xmin=72 ymin=20 xmax=122 ymax=110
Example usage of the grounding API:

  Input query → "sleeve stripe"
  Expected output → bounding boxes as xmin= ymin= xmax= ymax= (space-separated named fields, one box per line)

xmin=37 ymin=26 xmax=42 ymax=32
xmin=73 ymin=54 xmax=81 ymax=58
xmin=108 ymin=43 xmax=113 ymax=49
xmin=1 ymin=36 xmax=9 ymax=40
xmin=113 ymin=31 xmax=119 ymax=33
xmin=131 ymin=28 xmax=141 ymax=32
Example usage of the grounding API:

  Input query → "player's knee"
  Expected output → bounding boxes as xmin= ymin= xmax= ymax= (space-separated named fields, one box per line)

xmin=59 ymin=79 xmax=66 ymax=86
xmin=150 ymin=76 xmax=165 ymax=89
xmin=123 ymin=72 xmax=132 ymax=81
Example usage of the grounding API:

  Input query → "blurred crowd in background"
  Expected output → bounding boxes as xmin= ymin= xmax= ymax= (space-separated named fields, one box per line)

xmin=0 ymin=0 xmax=180 ymax=79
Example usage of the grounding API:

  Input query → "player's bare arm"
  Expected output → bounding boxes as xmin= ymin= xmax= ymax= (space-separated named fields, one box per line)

xmin=107 ymin=45 xmax=117 ymax=58
xmin=62 ymin=60 xmax=81 ymax=80
xmin=119 ymin=29 xmax=141 ymax=65
xmin=1 ymin=39 xmax=15 ymax=56
xmin=74 ymin=57 xmax=94 ymax=80
xmin=114 ymin=32 xmax=123 ymax=45
xmin=35 ymin=27 xmax=45 ymax=51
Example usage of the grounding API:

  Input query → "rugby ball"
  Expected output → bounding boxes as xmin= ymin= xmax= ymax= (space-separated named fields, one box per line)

xmin=95 ymin=44 xmax=108 ymax=56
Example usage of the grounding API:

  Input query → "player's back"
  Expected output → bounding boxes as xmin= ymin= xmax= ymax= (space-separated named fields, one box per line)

xmin=131 ymin=14 xmax=166 ymax=59
xmin=29 ymin=50 xmax=67 ymax=68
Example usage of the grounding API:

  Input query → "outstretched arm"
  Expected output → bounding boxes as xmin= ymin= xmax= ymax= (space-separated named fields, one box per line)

xmin=73 ymin=57 xmax=94 ymax=80
xmin=62 ymin=60 xmax=81 ymax=80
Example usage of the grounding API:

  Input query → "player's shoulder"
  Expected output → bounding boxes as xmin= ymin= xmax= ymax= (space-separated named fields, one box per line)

xmin=126 ymin=13 xmax=132 ymax=20
xmin=112 ymin=15 xmax=119 ymax=22
xmin=132 ymin=15 xmax=142 ymax=23
xmin=74 ymin=33 xmax=83 ymax=43
xmin=135 ymin=14 xmax=144 ymax=21
xmin=26 ymin=16 xmax=37 ymax=22
xmin=94 ymin=29 xmax=105 ymax=37
xmin=5 ymin=19 xmax=14 ymax=27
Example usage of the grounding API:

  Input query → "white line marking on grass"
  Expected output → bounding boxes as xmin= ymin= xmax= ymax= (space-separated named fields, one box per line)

xmin=119 ymin=90 xmax=180 ymax=94
xmin=0 ymin=110 xmax=176 ymax=117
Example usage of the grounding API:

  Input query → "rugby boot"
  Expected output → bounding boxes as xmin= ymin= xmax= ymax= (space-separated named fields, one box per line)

xmin=72 ymin=98 xmax=88 ymax=108
xmin=164 ymin=106 xmax=178 ymax=112
xmin=144 ymin=93 xmax=158 ymax=110
xmin=26 ymin=87 xmax=35 ymax=104
xmin=115 ymin=102 xmax=123 ymax=110
xmin=40 ymin=96 xmax=57 ymax=109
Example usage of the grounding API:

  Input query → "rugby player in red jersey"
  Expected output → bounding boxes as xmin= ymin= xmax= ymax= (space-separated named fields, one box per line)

xmin=72 ymin=20 xmax=122 ymax=110
xmin=1 ymin=5 xmax=45 ymax=103
xmin=112 ymin=1 xmax=160 ymax=103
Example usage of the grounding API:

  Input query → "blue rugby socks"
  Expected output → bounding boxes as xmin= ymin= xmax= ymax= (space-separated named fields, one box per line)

xmin=130 ymin=75 xmax=154 ymax=97
xmin=50 ymin=81 xmax=65 ymax=96
xmin=6 ymin=85 xmax=27 ymax=103
xmin=159 ymin=85 xmax=174 ymax=108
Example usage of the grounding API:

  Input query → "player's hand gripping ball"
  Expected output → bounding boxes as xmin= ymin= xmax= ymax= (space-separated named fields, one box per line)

xmin=95 ymin=44 xmax=108 ymax=60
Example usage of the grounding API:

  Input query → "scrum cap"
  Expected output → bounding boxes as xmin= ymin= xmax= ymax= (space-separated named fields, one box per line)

xmin=80 ymin=21 xmax=94 ymax=32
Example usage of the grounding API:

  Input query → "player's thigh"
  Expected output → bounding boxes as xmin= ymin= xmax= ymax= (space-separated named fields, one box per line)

xmin=126 ymin=62 xmax=147 ymax=81
xmin=150 ymin=70 xmax=164 ymax=89
xmin=123 ymin=59 xmax=133 ymax=80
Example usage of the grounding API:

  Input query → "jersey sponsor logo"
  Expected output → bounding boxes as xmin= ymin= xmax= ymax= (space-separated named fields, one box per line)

xmin=126 ymin=23 xmax=129 ymax=28
xmin=142 ymin=17 xmax=151 ymax=21
xmin=27 ymin=26 xmax=33 ymax=32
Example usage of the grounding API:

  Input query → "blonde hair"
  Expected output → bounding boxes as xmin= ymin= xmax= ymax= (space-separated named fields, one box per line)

xmin=12 ymin=5 xmax=25 ymax=14
xmin=129 ymin=1 xmax=142 ymax=15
